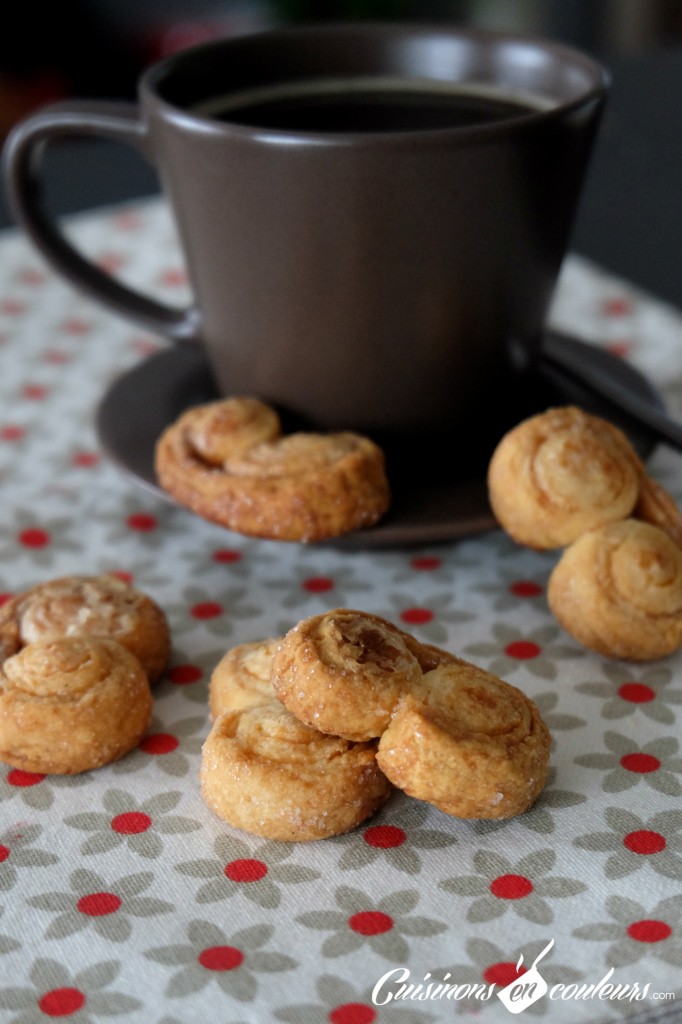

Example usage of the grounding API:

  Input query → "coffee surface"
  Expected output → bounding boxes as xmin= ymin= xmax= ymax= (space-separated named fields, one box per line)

xmin=192 ymin=77 xmax=546 ymax=132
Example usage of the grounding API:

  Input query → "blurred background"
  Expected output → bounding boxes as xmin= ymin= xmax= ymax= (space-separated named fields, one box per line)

xmin=1 ymin=0 xmax=682 ymax=308
xmin=3 ymin=0 xmax=680 ymax=132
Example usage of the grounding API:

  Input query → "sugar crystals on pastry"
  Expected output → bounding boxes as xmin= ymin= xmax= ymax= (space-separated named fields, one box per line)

xmin=200 ymin=701 xmax=392 ymax=842
xmin=183 ymin=396 xmax=281 ymax=462
xmin=271 ymin=609 xmax=425 ymax=742
xmin=210 ymin=618 xmax=459 ymax=730
xmin=209 ymin=637 xmax=279 ymax=719
xmin=376 ymin=661 xmax=550 ymax=819
xmin=206 ymin=613 xmax=550 ymax=835
xmin=0 ymin=574 xmax=170 ymax=684
xmin=548 ymin=518 xmax=682 ymax=661
xmin=0 ymin=636 xmax=153 ymax=774
xmin=487 ymin=406 xmax=641 ymax=549
xmin=154 ymin=395 xmax=390 ymax=542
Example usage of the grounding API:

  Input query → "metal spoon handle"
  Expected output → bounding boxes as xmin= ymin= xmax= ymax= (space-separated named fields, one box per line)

xmin=540 ymin=331 xmax=682 ymax=454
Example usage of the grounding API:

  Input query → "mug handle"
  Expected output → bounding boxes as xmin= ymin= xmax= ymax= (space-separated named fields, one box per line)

xmin=2 ymin=100 xmax=202 ymax=344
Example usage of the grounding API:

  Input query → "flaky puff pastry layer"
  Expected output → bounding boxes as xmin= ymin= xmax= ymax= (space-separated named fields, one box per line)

xmin=209 ymin=638 xmax=280 ymax=719
xmin=183 ymin=396 xmax=281 ymax=463
xmin=633 ymin=474 xmax=682 ymax=550
xmin=376 ymin=662 xmax=550 ymax=819
xmin=211 ymin=622 xmax=458 ymax=729
xmin=0 ymin=574 xmax=170 ymax=684
xmin=271 ymin=609 xmax=449 ymax=742
xmin=548 ymin=519 xmax=682 ymax=661
xmin=0 ymin=637 xmax=153 ymax=774
xmin=155 ymin=397 xmax=390 ymax=542
xmin=487 ymin=406 xmax=641 ymax=549
xmin=200 ymin=702 xmax=392 ymax=841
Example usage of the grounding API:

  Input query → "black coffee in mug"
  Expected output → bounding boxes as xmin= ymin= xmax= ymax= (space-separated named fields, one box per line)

xmin=191 ymin=76 xmax=552 ymax=132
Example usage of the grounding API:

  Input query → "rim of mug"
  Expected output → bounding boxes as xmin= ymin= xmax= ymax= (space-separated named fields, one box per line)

xmin=141 ymin=20 xmax=611 ymax=145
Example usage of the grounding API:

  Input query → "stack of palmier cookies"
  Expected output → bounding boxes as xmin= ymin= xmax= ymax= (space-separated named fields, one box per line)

xmin=202 ymin=609 xmax=551 ymax=842
xmin=0 ymin=574 xmax=169 ymax=775
xmin=488 ymin=405 xmax=682 ymax=661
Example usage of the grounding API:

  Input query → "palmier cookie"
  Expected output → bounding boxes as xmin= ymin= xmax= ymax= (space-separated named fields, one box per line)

xmin=0 ymin=574 xmax=170 ymax=684
xmin=155 ymin=396 xmax=390 ymax=542
xmin=209 ymin=638 xmax=280 ymax=719
xmin=376 ymin=661 xmax=550 ymax=819
xmin=0 ymin=636 xmax=153 ymax=774
xmin=633 ymin=474 xmax=682 ymax=550
xmin=212 ymin=625 xmax=456 ymax=726
xmin=271 ymin=609 xmax=449 ymax=742
xmin=201 ymin=701 xmax=392 ymax=841
xmin=176 ymin=396 xmax=282 ymax=462
xmin=487 ymin=406 xmax=641 ymax=549
xmin=548 ymin=519 xmax=682 ymax=661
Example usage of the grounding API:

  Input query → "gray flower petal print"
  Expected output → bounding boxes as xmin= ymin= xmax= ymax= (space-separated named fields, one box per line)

xmin=27 ymin=868 xmax=173 ymax=941
xmin=175 ymin=833 xmax=321 ymax=909
xmin=0 ymin=824 xmax=59 ymax=892
xmin=144 ymin=919 xmax=296 ymax=1002
xmin=439 ymin=847 xmax=586 ymax=924
xmin=574 ymin=807 xmax=682 ymax=879
xmin=64 ymin=788 xmax=201 ymax=860
xmin=297 ymin=885 xmax=446 ymax=962
xmin=0 ymin=957 xmax=140 ymax=1023
xmin=464 ymin=622 xmax=583 ymax=680
xmin=573 ymin=892 xmax=682 ymax=967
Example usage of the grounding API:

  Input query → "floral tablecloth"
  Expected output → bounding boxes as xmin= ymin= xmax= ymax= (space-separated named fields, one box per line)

xmin=0 ymin=197 xmax=681 ymax=1024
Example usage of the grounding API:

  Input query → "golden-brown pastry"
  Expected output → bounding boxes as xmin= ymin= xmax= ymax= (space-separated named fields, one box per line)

xmin=400 ymin=634 xmax=461 ymax=673
xmin=487 ymin=406 xmax=641 ymax=549
xmin=180 ymin=396 xmax=282 ymax=462
xmin=633 ymin=474 xmax=682 ymax=550
xmin=271 ymin=609 xmax=425 ymax=742
xmin=376 ymin=661 xmax=550 ymax=819
xmin=209 ymin=622 xmax=457 ymax=726
xmin=155 ymin=397 xmax=390 ymax=542
xmin=0 ymin=627 xmax=18 ymax=666
xmin=0 ymin=575 xmax=170 ymax=684
xmin=0 ymin=637 xmax=153 ymax=774
xmin=548 ymin=518 xmax=682 ymax=661
xmin=209 ymin=638 xmax=279 ymax=719
xmin=200 ymin=701 xmax=392 ymax=841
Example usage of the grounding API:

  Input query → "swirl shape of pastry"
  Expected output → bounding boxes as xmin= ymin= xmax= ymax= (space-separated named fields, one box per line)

xmin=548 ymin=518 xmax=682 ymax=661
xmin=487 ymin=406 xmax=641 ymax=549
xmin=271 ymin=609 xmax=427 ymax=742
xmin=376 ymin=661 xmax=550 ymax=819
xmin=209 ymin=638 xmax=280 ymax=719
xmin=0 ymin=574 xmax=170 ymax=684
xmin=200 ymin=702 xmax=392 ymax=841
xmin=212 ymin=624 xmax=457 ymax=723
xmin=155 ymin=397 xmax=390 ymax=542
xmin=179 ymin=396 xmax=282 ymax=462
xmin=633 ymin=474 xmax=682 ymax=550
xmin=0 ymin=637 xmax=153 ymax=774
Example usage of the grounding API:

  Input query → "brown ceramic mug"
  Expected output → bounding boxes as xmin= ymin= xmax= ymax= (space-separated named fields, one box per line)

xmin=3 ymin=22 xmax=608 ymax=479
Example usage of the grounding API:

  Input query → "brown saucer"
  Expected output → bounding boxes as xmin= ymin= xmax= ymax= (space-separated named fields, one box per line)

xmin=95 ymin=335 xmax=665 ymax=548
